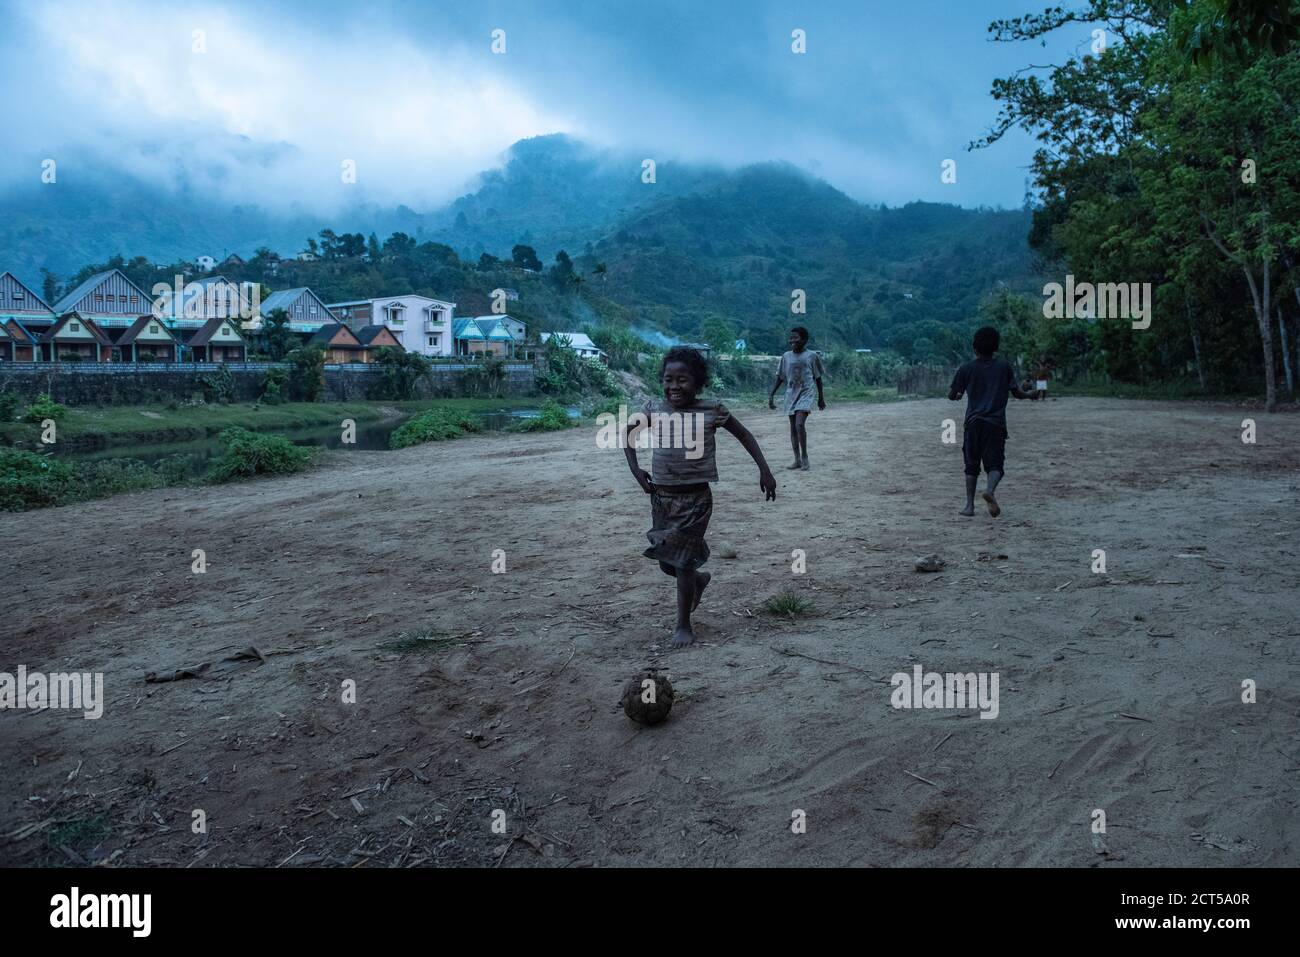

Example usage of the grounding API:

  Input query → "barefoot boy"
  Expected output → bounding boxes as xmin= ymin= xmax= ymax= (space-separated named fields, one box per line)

xmin=768 ymin=326 xmax=826 ymax=470
xmin=948 ymin=326 xmax=1032 ymax=517
xmin=626 ymin=346 xmax=777 ymax=647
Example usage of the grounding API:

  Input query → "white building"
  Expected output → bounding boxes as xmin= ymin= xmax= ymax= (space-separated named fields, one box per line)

xmin=326 ymin=295 xmax=456 ymax=357
xmin=195 ymin=255 xmax=216 ymax=272
xmin=541 ymin=331 xmax=607 ymax=362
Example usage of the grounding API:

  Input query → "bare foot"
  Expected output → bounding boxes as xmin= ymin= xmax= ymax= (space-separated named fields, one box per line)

xmin=692 ymin=571 xmax=711 ymax=612
xmin=800 ymin=457 xmax=810 ymax=471
xmin=786 ymin=460 xmax=802 ymax=470
xmin=982 ymin=491 xmax=1001 ymax=517
xmin=671 ymin=625 xmax=697 ymax=647
xmin=959 ymin=505 xmax=975 ymax=516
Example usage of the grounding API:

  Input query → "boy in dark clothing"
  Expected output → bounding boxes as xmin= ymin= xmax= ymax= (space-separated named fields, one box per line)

xmin=948 ymin=326 xmax=1032 ymax=517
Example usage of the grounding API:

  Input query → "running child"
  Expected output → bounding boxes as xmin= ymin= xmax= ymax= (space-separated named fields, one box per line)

xmin=768 ymin=326 xmax=826 ymax=470
xmin=948 ymin=326 xmax=1032 ymax=517
xmin=626 ymin=346 xmax=777 ymax=647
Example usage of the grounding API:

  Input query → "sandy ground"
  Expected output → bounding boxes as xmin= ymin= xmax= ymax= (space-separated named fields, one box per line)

xmin=2 ymin=396 xmax=1298 ymax=868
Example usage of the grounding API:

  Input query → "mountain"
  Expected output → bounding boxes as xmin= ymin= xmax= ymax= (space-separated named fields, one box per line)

xmin=0 ymin=135 xmax=1040 ymax=353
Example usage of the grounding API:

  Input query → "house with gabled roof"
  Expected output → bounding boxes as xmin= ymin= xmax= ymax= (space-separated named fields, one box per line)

xmin=306 ymin=323 xmax=366 ymax=364
xmin=454 ymin=315 xmax=526 ymax=357
xmin=253 ymin=287 xmax=333 ymax=333
xmin=325 ymin=295 xmax=455 ymax=357
xmin=0 ymin=271 xmax=58 ymax=338
xmin=109 ymin=316 xmax=181 ymax=362
xmin=38 ymin=312 xmax=114 ymax=362
xmin=155 ymin=276 xmax=258 ymax=329
xmin=52 ymin=269 xmax=154 ymax=329
xmin=541 ymin=331 xmax=607 ymax=362
xmin=354 ymin=325 xmax=403 ymax=362
xmin=179 ymin=316 xmax=248 ymax=363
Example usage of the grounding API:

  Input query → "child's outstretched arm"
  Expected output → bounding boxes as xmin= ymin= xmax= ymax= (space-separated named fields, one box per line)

xmin=948 ymin=368 xmax=965 ymax=401
xmin=722 ymin=415 xmax=777 ymax=500
xmin=622 ymin=419 xmax=654 ymax=494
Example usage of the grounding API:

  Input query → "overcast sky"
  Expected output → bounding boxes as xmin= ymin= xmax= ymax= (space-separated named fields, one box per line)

xmin=2 ymin=0 xmax=1095 ymax=212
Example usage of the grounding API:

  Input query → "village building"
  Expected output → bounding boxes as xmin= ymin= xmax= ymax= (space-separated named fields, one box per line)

xmin=306 ymin=323 xmax=367 ymax=364
xmin=354 ymin=325 xmax=404 ymax=359
xmin=252 ymin=287 xmax=334 ymax=333
xmin=51 ymin=269 xmax=154 ymax=330
xmin=176 ymin=316 xmax=248 ymax=363
xmin=326 ymin=295 xmax=455 ymax=357
xmin=109 ymin=316 xmax=180 ymax=362
xmin=195 ymin=255 xmax=217 ymax=272
xmin=0 ymin=272 xmax=57 ymax=345
xmin=541 ymin=331 xmax=607 ymax=362
xmin=155 ymin=276 xmax=259 ymax=328
xmin=454 ymin=315 xmax=526 ymax=357
xmin=37 ymin=312 xmax=114 ymax=362
xmin=220 ymin=253 xmax=246 ymax=269
xmin=5 ymin=320 xmax=39 ymax=361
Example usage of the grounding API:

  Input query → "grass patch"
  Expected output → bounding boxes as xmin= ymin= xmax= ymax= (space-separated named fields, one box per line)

xmin=46 ymin=814 xmax=110 ymax=859
xmin=389 ymin=408 xmax=482 ymax=448
xmin=206 ymin=428 xmax=318 ymax=482
xmin=761 ymin=588 xmax=814 ymax=617
xmin=510 ymin=398 xmax=579 ymax=432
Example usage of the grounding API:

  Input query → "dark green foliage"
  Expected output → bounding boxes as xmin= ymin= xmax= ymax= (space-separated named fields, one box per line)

xmin=511 ymin=399 xmax=576 ymax=432
xmin=24 ymin=394 xmax=67 ymax=423
xmin=0 ymin=391 xmax=21 ymax=422
xmin=388 ymin=407 xmax=482 ymax=448
xmin=207 ymin=427 xmax=317 ymax=482
xmin=260 ymin=366 xmax=287 ymax=404
xmin=370 ymin=347 xmax=432 ymax=400
xmin=286 ymin=346 xmax=325 ymax=402
xmin=198 ymin=365 xmax=236 ymax=404
xmin=0 ymin=449 xmax=75 ymax=511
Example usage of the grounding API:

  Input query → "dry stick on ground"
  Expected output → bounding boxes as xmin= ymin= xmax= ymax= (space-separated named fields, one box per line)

xmin=904 ymin=770 xmax=943 ymax=789
xmin=774 ymin=647 xmax=890 ymax=683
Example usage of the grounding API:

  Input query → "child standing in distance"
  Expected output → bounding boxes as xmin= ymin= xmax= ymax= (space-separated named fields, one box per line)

xmin=768 ymin=326 xmax=826 ymax=470
xmin=625 ymin=346 xmax=777 ymax=647
xmin=948 ymin=326 xmax=1032 ymax=517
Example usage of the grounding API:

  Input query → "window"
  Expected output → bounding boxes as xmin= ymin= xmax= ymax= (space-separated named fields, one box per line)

xmin=94 ymin=294 xmax=104 ymax=303
xmin=12 ymin=291 xmax=24 ymax=301
xmin=149 ymin=324 xmax=159 ymax=334
xmin=309 ymin=306 xmax=318 ymax=315
xmin=70 ymin=322 xmax=81 ymax=331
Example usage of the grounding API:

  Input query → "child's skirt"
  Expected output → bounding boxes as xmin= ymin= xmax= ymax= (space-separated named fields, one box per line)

xmin=643 ymin=483 xmax=712 ymax=571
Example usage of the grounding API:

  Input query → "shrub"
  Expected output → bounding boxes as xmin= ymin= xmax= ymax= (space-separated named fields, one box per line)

xmin=371 ymin=348 xmax=432 ymax=399
xmin=207 ymin=427 xmax=317 ymax=482
xmin=512 ymin=399 xmax=577 ymax=433
xmin=0 ymin=449 xmax=75 ymax=511
xmin=24 ymin=394 xmax=67 ymax=423
xmin=198 ymin=365 xmax=236 ymax=404
xmin=389 ymin=408 xmax=482 ymax=448
xmin=0 ymin=391 xmax=21 ymax=422
xmin=286 ymin=346 xmax=325 ymax=402
xmin=260 ymin=366 xmax=287 ymax=404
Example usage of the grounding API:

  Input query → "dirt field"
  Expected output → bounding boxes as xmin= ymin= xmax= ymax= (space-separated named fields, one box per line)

xmin=2 ymin=396 xmax=1298 ymax=867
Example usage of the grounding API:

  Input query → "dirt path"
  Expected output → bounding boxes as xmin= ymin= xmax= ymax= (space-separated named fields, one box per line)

xmin=2 ymin=397 xmax=1298 ymax=867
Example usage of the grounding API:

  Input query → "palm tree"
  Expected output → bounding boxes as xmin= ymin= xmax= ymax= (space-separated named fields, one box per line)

xmin=571 ymin=274 xmax=586 ymax=297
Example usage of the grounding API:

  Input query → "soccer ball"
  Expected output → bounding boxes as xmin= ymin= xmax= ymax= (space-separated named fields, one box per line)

xmin=621 ymin=672 xmax=675 ymax=725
